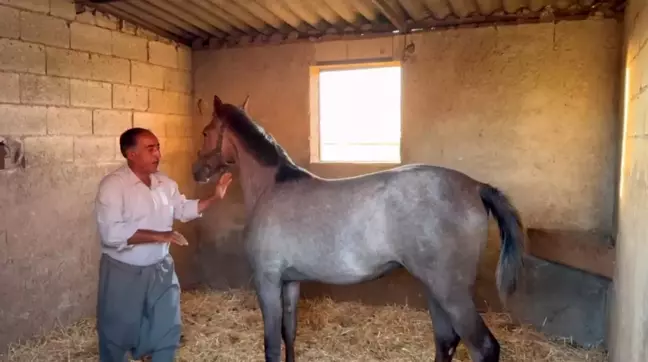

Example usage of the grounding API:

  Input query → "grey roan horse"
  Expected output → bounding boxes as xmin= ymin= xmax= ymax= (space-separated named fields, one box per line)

xmin=192 ymin=95 xmax=525 ymax=362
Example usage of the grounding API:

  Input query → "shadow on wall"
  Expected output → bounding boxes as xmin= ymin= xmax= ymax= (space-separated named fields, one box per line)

xmin=194 ymin=168 xmax=253 ymax=289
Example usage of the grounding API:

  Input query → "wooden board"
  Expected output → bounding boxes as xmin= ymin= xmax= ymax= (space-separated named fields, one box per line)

xmin=526 ymin=228 xmax=616 ymax=280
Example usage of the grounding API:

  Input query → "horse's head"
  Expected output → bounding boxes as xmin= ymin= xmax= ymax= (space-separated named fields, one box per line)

xmin=192 ymin=94 xmax=250 ymax=184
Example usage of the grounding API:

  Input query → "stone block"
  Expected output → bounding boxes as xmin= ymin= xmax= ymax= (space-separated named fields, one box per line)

xmin=20 ymin=11 xmax=70 ymax=48
xmin=164 ymin=69 xmax=192 ymax=93
xmin=630 ymin=96 xmax=646 ymax=137
xmin=148 ymin=90 xmax=171 ymax=114
xmin=50 ymin=0 xmax=76 ymax=20
xmin=70 ymin=22 xmax=112 ymax=55
xmin=627 ymin=57 xmax=640 ymax=100
xmin=640 ymin=49 xmax=648 ymax=94
xmin=114 ymin=137 xmax=123 ymax=159
xmin=0 ymin=104 xmax=47 ymax=135
xmin=177 ymin=46 xmax=191 ymax=70
xmin=111 ymin=31 xmax=147 ymax=62
xmin=642 ymin=94 xmax=648 ymax=138
xmin=93 ymin=109 xmax=132 ymax=136
xmin=121 ymin=21 xmax=137 ymax=36
xmin=70 ymin=79 xmax=112 ymax=109
xmin=73 ymin=136 xmax=116 ymax=163
xmin=46 ymin=47 xmax=90 ymax=78
xmin=149 ymin=41 xmax=177 ymax=68
xmin=112 ymin=84 xmax=148 ymax=111
xmin=47 ymin=107 xmax=92 ymax=136
xmin=0 ymin=72 xmax=19 ymax=103
xmin=149 ymin=90 xmax=191 ymax=115
xmin=24 ymin=136 xmax=73 ymax=166
xmin=20 ymin=74 xmax=70 ymax=106
xmin=131 ymin=61 xmax=164 ymax=89
xmin=89 ymin=53 xmax=130 ymax=84
xmin=0 ymin=0 xmax=48 ymax=13
xmin=0 ymin=5 xmax=19 ymax=39
xmin=46 ymin=48 xmax=130 ymax=84
xmin=0 ymin=39 xmax=45 ymax=74
xmin=133 ymin=112 xmax=166 ymax=137
xmin=165 ymin=115 xmax=193 ymax=137
xmin=74 ymin=8 xmax=95 ymax=26
xmin=94 ymin=12 xmax=119 ymax=30
xmin=636 ymin=8 xmax=648 ymax=54
xmin=137 ymin=27 xmax=158 ymax=41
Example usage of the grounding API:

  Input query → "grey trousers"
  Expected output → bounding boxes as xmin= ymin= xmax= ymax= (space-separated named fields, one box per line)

xmin=96 ymin=253 xmax=182 ymax=362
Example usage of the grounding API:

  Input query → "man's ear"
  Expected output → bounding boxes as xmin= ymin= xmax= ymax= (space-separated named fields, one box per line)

xmin=124 ymin=148 xmax=135 ymax=160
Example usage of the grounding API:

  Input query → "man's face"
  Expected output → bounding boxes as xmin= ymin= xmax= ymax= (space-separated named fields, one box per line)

xmin=127 ymin=131 xmax=161 ymax=174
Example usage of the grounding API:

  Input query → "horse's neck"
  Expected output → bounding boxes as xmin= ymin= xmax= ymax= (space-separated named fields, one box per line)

xmin=237 ymin=147 xmax=277 ymax=215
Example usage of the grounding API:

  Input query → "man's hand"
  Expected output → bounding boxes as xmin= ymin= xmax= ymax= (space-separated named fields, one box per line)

xmin=160 ymin=231 xmax=188 ymax=246
xmin=127 ymin=230 xmax=188 ymax=246
xmin=215 ymin=172 xmax=233 ymax=200
xmin=197 ymin=172 xmax=233 ymax=214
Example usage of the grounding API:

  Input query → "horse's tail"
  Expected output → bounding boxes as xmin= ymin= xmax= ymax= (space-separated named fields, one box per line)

xmin=479 ymin=183 xmax=526 ymax=306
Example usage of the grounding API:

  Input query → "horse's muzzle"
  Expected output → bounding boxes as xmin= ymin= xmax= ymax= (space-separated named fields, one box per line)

xmin=191 ymin=161 xmax=212 ymax=184
xmin=192 ymin=161 xmax=228 ymax=184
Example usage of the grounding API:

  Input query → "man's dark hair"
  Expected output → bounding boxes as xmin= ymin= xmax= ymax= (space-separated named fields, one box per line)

xmin=119 ymin=127 xmax=151 ymax=158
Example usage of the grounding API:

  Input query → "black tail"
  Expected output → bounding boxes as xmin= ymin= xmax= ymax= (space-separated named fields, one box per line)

xmin=479 ymin=183 xmax=526 ymax=305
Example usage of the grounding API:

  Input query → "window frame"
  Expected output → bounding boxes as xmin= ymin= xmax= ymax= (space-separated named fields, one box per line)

xmin=308 ymin=60 xmax=403 ymax=164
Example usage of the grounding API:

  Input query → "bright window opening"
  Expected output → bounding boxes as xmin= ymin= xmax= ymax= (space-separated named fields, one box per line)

xmin=310 ymin=62 xmax=402 ymax=163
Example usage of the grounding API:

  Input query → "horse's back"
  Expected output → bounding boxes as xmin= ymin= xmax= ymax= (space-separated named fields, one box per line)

xmin=247 ymin=163 xmax=487 ymax=249
xmin=243 ymin=163 xmax=490 ymax=283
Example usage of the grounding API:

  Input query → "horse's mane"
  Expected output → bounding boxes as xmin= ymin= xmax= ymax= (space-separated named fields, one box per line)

xmin=218 ymin=104 xmax=312 ymax=183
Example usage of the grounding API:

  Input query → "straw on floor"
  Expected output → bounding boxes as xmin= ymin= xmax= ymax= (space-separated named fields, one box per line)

xmin=5 ymin=288 xmax=608 ymax=361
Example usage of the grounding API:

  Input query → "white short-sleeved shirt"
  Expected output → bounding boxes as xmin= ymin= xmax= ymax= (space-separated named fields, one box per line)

xmin=94 ymin=164 xmax=201 ymax=266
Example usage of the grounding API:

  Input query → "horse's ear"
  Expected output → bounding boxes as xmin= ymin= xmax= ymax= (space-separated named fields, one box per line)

xmin=241 ymin=95 xmax=250 ymax=112
xmin=213 ymin=95 xmax=223 ymax=113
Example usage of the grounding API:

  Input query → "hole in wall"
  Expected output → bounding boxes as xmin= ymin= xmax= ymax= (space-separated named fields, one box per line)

xmin=0 ymin=141 xmax=6 ymax=170
xmin=0 ymin=137 xmax=25 ymax=171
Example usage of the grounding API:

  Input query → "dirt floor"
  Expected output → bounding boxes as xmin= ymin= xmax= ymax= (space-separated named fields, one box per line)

xmin=4 ymin=288 xmax=608 ymax=361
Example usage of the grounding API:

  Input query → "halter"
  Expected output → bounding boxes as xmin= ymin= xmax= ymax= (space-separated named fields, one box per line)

xmin=213 ymin=117 xmax=227 ymax=161
xmin=200 ymin=116 xmax=230 ymax=172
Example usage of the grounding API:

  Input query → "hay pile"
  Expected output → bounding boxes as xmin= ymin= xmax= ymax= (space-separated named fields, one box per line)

xmin=5 ymin=289 xmax=608 ymax=361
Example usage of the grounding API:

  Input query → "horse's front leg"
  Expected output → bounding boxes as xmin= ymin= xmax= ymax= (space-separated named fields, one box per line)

xmin=282 ymin=281 xmax=300 ymax=362
xmin=255 ymin=277 xmax=283 ymax=362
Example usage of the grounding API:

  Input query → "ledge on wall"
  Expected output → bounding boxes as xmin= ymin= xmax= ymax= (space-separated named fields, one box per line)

xmin=526 ymin=228 xmax=615 ymax=280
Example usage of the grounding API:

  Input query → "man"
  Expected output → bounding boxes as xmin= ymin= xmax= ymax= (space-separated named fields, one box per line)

xmin=94 ymin=127 xmax=232 ymax=362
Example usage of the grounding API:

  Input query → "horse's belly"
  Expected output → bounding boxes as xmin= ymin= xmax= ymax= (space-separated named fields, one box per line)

xmin=284 ymin=260 xmax=401 ymax=285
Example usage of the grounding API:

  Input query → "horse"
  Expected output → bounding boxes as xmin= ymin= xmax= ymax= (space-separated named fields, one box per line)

xmin=191 ymin=95 xmax=526 ymax=362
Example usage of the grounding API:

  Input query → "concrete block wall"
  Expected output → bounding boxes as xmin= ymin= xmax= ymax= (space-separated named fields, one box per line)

xmin=611 ymin=0 xmax=648 ymax=360
xmin=0 ymin=0 xmax=195 ymax=351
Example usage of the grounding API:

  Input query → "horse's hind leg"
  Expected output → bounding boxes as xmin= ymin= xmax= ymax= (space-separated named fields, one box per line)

xmin=254 ymin=276 xmax=283 ymax=362
xmin=423 ymin=289 xmax=461 ymax=362
xmin=440 ymin=293 xmax=499 ymax=362
xmin=410 ymin=268 xmax=499 ymax=362
xmin=427 ymin=283 xmax=499 ymax=362
xmin=281 ymin=281 xmax=300 ymax=362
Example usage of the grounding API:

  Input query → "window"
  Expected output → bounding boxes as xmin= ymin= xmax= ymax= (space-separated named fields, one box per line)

xmin=309 ymin=61 xmax=402 ymax=163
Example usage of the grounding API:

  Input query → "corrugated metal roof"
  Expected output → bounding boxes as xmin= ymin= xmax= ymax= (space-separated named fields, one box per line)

xmin=80 ymin=0 xmax=626 ymax=47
